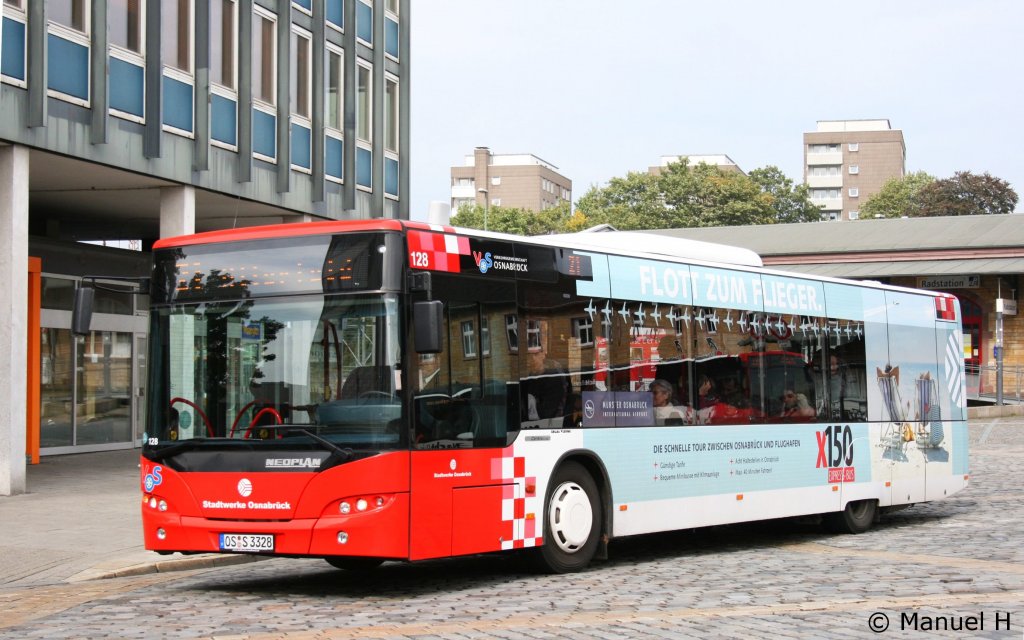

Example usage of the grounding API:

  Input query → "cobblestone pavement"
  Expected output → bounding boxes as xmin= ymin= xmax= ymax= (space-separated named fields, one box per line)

xmin=0 ymin=419 xmax=1021 ymax=639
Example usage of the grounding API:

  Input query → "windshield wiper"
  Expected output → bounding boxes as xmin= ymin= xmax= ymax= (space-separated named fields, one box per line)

xmin=270 ymin=425 xmax=354 ymax=471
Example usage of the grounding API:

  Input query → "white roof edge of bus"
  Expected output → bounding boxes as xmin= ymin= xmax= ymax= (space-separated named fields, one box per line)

xmin=528 ymin=231 xmax=764 ymax=267
xmin=442 ymin=225 xmax=942 ymax=298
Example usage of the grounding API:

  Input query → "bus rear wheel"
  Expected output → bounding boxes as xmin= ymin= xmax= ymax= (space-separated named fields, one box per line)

xmin=825 ymin=499 xmax=877 ymax=534
xmin=324 ymin=557 xmax=384 ymax=572
xmin=536 ymin=461 xmax=601 ymax=573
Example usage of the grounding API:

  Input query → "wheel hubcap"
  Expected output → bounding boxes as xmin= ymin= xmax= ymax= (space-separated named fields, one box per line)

xmin=548 ymin=481 xmax=593 ymax=553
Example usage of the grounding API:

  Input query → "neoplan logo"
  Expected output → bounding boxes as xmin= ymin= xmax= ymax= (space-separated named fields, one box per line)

xmin=265 ymin=457 xmax=323 ymax=469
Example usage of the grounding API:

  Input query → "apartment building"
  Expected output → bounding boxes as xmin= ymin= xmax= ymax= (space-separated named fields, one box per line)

xmin=451 ymin=147 xmax=572 ymax=214
xmin=803 ymin=120 xmax=905 ymax=221
xmin=1 ymin=0 xmax=410 ymax=493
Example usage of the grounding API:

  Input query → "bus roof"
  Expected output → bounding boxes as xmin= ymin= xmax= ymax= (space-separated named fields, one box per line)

xmin=152 ymin=219 xmax=949 ymax=301
xmin=532 ymin=231 xmax=764 ymax=267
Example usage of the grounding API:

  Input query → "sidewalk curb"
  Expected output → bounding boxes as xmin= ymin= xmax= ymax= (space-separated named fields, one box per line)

xmin=69 ymin=553 xmax=266 ymax=583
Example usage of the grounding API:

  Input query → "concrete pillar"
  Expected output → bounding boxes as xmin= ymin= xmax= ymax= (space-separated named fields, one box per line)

xmin=160 ymin=186 xmax=196 ymax=239
xmin=0 ymin=145 xmax=29 ymax=496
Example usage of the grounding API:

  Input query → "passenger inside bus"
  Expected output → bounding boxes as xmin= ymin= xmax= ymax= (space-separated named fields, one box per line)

xmin=696 ymin=375 xmax=718 ymax=409
xmin=780 ymin=389 xmax=816 ymax=420
xmin=650 ymin=379 xmax=691 ymax=425
xmin=522 ymin=345 xmax=571 ymax=422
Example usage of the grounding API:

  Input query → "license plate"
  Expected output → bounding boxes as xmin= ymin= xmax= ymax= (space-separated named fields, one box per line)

xmin=219 ymin=533 xmax=274 ymax=553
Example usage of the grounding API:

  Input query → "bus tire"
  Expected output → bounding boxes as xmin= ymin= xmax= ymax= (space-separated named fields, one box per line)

xmin=825 ymin=499 xmax=877 ymax=534
xmin=324 ymin=557 xmax=384 ymax=572
xmin=536 ymin=461 xmax=601 ymax=573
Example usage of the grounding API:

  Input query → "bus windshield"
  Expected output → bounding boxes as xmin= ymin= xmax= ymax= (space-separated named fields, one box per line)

xmin=146 ymin=293 xmax=403 ymax=450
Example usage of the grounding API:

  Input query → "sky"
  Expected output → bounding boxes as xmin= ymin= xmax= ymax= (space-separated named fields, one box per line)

xmin=409 ymin=1 xmax=1024 ymax=219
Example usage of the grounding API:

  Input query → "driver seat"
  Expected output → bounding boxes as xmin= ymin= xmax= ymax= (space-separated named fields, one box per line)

xmin=340 ymin=365 xmax=393 ymax=399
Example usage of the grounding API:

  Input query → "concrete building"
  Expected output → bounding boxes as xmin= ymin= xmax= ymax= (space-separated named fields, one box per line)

xmin=648 ymin=154 xmax=744 ymax=176
xmin=1 ymin=0 xmax=410 ymax=495
xmin=450 ymin=147 xmax=572 ymax=214
xmin=804 ymin=119 xmax=905 ymax=221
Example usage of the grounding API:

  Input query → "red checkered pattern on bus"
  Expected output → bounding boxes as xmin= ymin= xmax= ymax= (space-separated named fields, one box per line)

xmin=408 ymin=230 xmax=470 ymax=273
xmin=492 ymin=448 xmax=542 ymax=550
xmin=935 ymin=296 xmax=957 ymax=322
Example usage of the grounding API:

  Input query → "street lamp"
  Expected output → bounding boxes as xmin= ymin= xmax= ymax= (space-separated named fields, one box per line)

xmin=477 ymin=188 xmax=489 ymax=231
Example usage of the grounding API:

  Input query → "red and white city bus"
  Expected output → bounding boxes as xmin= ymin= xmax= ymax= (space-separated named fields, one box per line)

xmin=136 ymin=219 xmax=968 ymax=573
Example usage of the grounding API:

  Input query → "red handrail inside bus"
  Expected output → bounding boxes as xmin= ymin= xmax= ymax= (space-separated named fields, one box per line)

xmin=229 ymin=400 xmax=257 ymax=438
xmin=170 ymin=397 xmax=214 ymax=438
xmin=244 ymin=407 xmax=283 ymax=439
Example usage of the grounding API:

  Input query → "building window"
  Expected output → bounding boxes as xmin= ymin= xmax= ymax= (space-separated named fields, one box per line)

xmin=252 ymin=8 xmax=276 ymax=106
xmin=849 ymin=210 xmax=860 ymax=220
xmin=46 ymin=0 xmax=91 ymax=102
xmin=356 ymin=0 xmax=372 ymax=44
xmin=210 ymin=0 xmax=236 ymax=90
xmin=326 ymin=0 xmax=343 ymax=29
xmin=807 ymin=165 xmax=841 ymax=177
xmin=849 ymin=187 xmax=859 ymax=198
xmin=290 ymin=28 xmax=311 ymax=120
xmin=109 ymin=0 xmax=143 ymax=54
xmin=848 ymin=165 xmax=859 ymax=175
xmin=571 ymin=317 xmax=594 ymax=347
xmin=526 ymin=320 xmax=541 ymax=351
xmin=161 ymin=0 xmax=192 ymax=73
xmin=325 ymin=47 xmax=343 ymax=131
xmin=356 ymin=61 xmax=371 ymax=142
xmin=481 ymin=317 xmax=490 ymax=356
xmin=848 ymin=143 xmax=859 ymax=152
xmin=491 ymin=176 xmax=501 ymax=186
xmin=808 ymin=143 xmax=840 ymax=154
xmin=491 ymin=198 xmax=501 ymax=206
xmin=461 ymin=321 xmax=477 ymax=358
xmin=505 ymin=314 xmax=518 ymax=352
xmin=384 ymin=76 xmax=398 ymax=153
xmin=2 ymin=1 xmax=27 ymax=85
xmin=48 ymin=0 xmax=88 ymax=33
xmin=385 ymin=0 xmax=397 ymax=12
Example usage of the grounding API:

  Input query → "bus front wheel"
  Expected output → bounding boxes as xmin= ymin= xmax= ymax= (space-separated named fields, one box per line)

xmin=536 ymin=461 xmax=601 ymax=573
xmin=825 ymin=499 xmax=877 ymax=534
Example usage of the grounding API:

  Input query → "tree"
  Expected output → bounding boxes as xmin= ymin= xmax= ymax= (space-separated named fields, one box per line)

xmin=915 ymin=171 xmax=1019 ymax=217
xmin=449 ymin=201 xmax=574 ymax=235
xmin=747 ymin=166 xmax=822 ymax=223
xmin=574 ymin=171 xmax=664 ymax=230
xmin=860 ymin=171 xmax=936 ymax=219
xmin=576 ymin=159 xmax=812 ymax=230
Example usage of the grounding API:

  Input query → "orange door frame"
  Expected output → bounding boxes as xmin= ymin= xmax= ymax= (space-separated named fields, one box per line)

xmin=26 ymin=257 xmax=40 ymax=464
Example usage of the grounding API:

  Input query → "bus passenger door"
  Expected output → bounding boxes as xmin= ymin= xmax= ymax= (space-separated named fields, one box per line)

xmin=880 ymin=292 xmax=936 ymax=505
xmin=409 ymin=278 xmax=520 ymax=560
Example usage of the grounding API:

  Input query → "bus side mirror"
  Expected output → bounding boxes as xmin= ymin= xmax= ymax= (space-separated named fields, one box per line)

xmin=72 ymin=287 xmax=95 ymax=336
xmin=413 ymin=300 xmax=443 ymax=354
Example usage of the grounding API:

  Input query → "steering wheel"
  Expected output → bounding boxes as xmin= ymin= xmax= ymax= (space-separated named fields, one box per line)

xmin=243 ymin=407 xmax=283 ymax=439
xmin=358 ymin=391 xmax=394 ymax=401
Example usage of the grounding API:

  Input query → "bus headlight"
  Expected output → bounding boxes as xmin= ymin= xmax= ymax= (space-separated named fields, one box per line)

xmin=337 ymin=531 xmax=348 ymax=544
xmin=356 ymin=499 xmax=368 ymax=512
xmin=339 ymin=501 xmax=351 ymax=514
